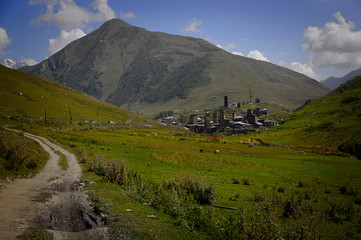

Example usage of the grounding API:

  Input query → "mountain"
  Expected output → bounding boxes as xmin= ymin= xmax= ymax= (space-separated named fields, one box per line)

xmin=270 ymin=75 xmax=361 ymax=159
xmin=320 ymin=67 xmax=361 ymax=89
xmin=0 ymin=65 xmax=154 ymax=125
xmin=21 ymin=19 xmax=328 ymax=114
xmin=0 ymin=58 xmax=37 ymax=69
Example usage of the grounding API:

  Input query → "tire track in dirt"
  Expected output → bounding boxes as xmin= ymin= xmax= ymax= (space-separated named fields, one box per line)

xmin=0 ymin=131 xmax=108 ymax=240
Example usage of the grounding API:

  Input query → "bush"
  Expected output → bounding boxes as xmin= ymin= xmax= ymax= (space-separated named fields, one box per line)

xmin=338 ymin=135 xmax=361 ymax=160
xmin=88 ymin=154 xmax=127 ymax=185
xmin=282 ymin=195 xmax=302 ymax=218
xmin=339 ymin=182 xmax=359 ymax=196
xmin=277 ymin=186 xmax=285 ymax=193
xmin=242 ymin=178 xmax=253 ymax=186
xmin=326 ymin=199 xmax=354 ymax=223
xmin=0 ymin=129 xmax=29 ymax=170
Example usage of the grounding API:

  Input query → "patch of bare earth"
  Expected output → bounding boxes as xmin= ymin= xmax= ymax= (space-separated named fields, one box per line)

xmin=0 ymin=132 xmax=108 ymax=240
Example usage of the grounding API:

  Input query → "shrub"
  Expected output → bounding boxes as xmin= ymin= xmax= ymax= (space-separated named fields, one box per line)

xmin=339 ymin=182 xmax=359 ymax=196
xmin=242 ymin=178 xmax=253 ymax=186
xmin=231 ymin=178 xmax=240 ymax=184
xmin=282 ymin=195 xmax=302 ymax=218
xmin=277 ymin=186 xmax=285 ymax=193
xmin=326 ymin=198 xmax=354 ymax=223
xmin=104 ymin=159 xmax=127 ymax=185
xmin=252 ymin=190 xmax=265 ymax=202
xmin=170 ymin=174 xmax=215 ymax=205
xmin=338 ymin=135 xmax=361 ymax=160
xmin=0 ymin=128 xmax=43 ymax=172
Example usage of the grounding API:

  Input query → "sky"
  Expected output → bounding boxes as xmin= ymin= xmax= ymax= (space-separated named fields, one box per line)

xmin=1 ymin=0 xmax=361 ymax=81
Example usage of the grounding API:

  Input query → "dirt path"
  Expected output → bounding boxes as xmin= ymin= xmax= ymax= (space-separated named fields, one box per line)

xmin=0 ymin=131 xmax=108 ymax=240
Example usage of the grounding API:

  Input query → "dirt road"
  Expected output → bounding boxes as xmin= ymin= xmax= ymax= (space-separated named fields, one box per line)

xmin=0 ymin=131 xmax=108 ymax=240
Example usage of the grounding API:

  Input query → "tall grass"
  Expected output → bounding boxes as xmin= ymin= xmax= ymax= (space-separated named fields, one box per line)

xmin=83 ymin=153 xmax=333 ymax=239
xmin=0 ymin=127 xmax=48 ymax=178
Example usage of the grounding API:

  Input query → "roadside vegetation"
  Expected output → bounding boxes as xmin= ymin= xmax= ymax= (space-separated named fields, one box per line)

xmin=54 ymin=150 xmax=68 ymax=170
xmin=0 ymin=127 xmax=48 ymax=179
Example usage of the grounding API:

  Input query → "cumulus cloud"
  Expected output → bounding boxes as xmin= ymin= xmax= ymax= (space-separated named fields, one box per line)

xmin=30 ymin=0 xmax=115 ymax=31
xmin=277 ymin=60 xmax=318 ymax=79
xmin=19 ymin=57 xmax=38 ymax=66
xmin=120 ymin=11 xmax=137 ymax=19
xmin=181 ymin=18 xmax=202 ymax=32
xmin=48 ymin=28 xmax=86 ymax=54
xmin=216 ymin=43 xmax=236 ymax=51
xmin=302 ymin=11 xmax=361 ymax=69
xmin=232 ymin=51 xmax=244 ymax=56
xmin=247 ymin=50 xmax=269 ymax=62
xmin=0 ymin=27 xmax=11 ymax=56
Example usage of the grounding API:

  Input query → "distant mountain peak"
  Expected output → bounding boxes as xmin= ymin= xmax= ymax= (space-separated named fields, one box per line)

xmin=321 ymin=67 xmax=361 ymax=89
xmin=21 ymin=19 xmax=328 ymax=114
xmin=0 ymin=58 xmax=37 ymax=69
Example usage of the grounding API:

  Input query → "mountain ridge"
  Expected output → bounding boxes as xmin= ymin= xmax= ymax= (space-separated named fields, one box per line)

xmin=21 ymin=19 xmax=328 ymax=114
xmin=320 ymin=67 xmax=361 ymax=89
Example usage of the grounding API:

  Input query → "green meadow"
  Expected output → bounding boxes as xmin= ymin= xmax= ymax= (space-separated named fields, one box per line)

xmin=39 ymin=126 xmax=361 ymax=239
xmin=1 ymin=66 xmax=361 ymax=239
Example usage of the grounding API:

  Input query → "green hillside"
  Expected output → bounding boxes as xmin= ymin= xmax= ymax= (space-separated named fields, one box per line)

xmin=0 ymin=65 xmax=155 ymax=126
xmin=266 ymin=76 xmax=361 ymax=158
xmin=22 ymin=19 xmax=328 ymax=115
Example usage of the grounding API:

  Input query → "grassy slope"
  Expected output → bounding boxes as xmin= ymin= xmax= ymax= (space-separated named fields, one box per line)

xmin=265 ymin=76 xmax=361 ymax=152
xmin=0 ymin=65 xmax=153 ymax=125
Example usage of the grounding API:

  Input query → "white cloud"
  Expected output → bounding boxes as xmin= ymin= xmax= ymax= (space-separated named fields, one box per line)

xmin=302 ymin=11 xmax=361 ymax=69
xmin=277 ymin=60 xmax=288 ymax=67
xmin=289 ymin=62 xmax=318 ymax=79
xmin=181 ymin=18 xmax=202 ymax=32
xmin=19 ymin=57 xmax=38 ymax=66
xmin=277 ymin=60 xmax=318 ymax=79
xmin=224 ymin=43 xmax=236 ymax=51
xmin=216 ymin=43 xmax=236 ymax=51
xmin=232 ymin=51 xmax=244 ymax=56
xmin=30 ymin=0 xmax=115 ymax=31
xmin=92 ymin=0 xmax=116 ymax=21
xmin=247 ymin=50 xmax=269 ymax=62
xmin=0 ymin=27 xmax=11 ymax=56
xmin=48 ymin=28 xmax=86 ymax=54
xmin=120 ymin=11 xmax=137 ymax=19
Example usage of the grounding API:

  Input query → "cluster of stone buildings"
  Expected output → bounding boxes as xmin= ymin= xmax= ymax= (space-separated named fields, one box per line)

xmin=185 ymin=96 xmax=275 ymax=133
xmin=185 ymin=109 xmax=274 ymax=133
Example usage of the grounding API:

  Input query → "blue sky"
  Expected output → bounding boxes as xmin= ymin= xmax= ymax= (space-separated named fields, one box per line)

xmin=1 ymin=0 xmax=361 ymax=80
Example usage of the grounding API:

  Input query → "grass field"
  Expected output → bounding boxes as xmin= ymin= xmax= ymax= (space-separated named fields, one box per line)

xmin=34 ymin=126 xmax=360 ymax=239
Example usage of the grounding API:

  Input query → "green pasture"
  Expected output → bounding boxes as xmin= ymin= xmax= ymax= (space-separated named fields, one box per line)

xmin=47 ymin=127 xmax=361 ymax=239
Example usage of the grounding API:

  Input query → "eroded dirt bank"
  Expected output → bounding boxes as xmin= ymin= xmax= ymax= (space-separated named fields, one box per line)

xmin=0 ymin=131 xmax=108 ymax=240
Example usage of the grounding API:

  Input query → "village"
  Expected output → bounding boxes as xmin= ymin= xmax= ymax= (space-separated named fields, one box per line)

xmin=159 ymin=95 xmax=277 ymax=134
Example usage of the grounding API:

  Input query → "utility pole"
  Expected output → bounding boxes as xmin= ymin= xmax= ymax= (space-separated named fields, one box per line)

xmin=249 ymin=86 xmax=252 ymax=103
xmin=69 ymin=106 xmax=72 ymax=122
xmin=44 ymin=108 xmax=47 ymax=127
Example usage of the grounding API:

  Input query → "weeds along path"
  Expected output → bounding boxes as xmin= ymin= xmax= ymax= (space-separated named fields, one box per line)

xmin=0 ymin=131 xmax=108 ymax=240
